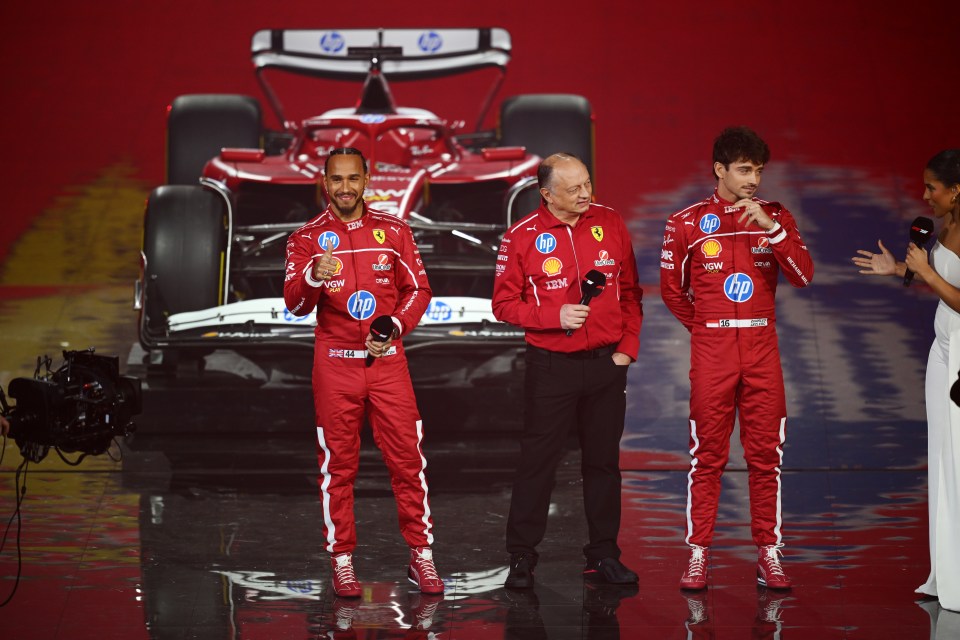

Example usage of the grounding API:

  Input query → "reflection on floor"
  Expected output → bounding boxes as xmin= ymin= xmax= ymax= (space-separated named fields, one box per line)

xmin=0 ymin=342 xmax=957 ymax=639
xmin=2 ymin=160 xmax=960 ymax=638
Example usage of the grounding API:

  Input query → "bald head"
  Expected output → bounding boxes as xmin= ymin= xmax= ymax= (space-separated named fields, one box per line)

xmin=538 ymin=153 xmax=592 ymax=220
xmin=537 ymin=153 xmax=586 ymax=192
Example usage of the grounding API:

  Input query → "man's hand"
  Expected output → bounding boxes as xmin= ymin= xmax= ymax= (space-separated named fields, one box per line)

xmin=364 ymin=332 xmax=394 ymax=359
xmin=736 ymin=199 xmax=774 ymax=231
xmin=612 ymin=352 xmax=632 ymax=366
xmin=560 ymin=303 xmax=590 ymax=331
xmin=312 ymin=240 xmax=338 ymax=280
xmin=1 ymin=415 xmax=10 ymax=437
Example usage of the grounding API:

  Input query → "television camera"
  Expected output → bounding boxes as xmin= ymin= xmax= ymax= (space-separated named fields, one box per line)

xmin=0 ymin=349 xmax=141 ymax=463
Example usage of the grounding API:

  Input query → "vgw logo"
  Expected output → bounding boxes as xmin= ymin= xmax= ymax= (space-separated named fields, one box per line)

xmin=723 ymin=273 xmax=754 ymax=302
xmin=426 ymin=300 xmax=452 ymax=322
xmin=320 ymin=32 xmax=345 ymax=54
xmin=347 ymin=290 xmax=376 ymax=320
xmin=535 ymin=233 xmax=557 ymax=254
xmin=418 ymin=31 xmax=443 ymax=53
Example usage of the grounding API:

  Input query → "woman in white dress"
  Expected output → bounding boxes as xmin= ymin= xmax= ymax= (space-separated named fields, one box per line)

xmin=852 ymin=149 xmax=960 ymax=612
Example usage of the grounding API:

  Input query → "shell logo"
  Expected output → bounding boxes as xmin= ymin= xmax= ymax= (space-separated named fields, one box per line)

xmin=330 ymin=257 xmax=344 ymax=276
xmin=542 ymin=257 xmax=563 ymax=276
xmin=377 ymin=254 xmax=389 ymax=265
xmin=701 ymin=239 xmax=722 ymax=258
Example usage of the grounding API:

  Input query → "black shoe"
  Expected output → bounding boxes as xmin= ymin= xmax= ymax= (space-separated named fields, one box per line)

xmin=505 ymin=553 xmax=537 ymax=589
xmin=583 ymin=557 xmax=639 ymax=584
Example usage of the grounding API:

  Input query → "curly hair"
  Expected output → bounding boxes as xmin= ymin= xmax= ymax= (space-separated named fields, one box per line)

xmin=712 ymin=126 xmax=770 ymax=179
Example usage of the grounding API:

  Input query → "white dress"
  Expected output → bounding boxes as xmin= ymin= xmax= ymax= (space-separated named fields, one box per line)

xmin=918 ymin=241 xmax=960 ymax=612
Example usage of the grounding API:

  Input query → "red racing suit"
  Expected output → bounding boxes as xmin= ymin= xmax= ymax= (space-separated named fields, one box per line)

xmin=660 ymin=191 xmax=813 ymax=548
xmin=492 ymin=202 xmax=642 ymax=358
xmin=284 ymin=202 xmax=433 ymax=554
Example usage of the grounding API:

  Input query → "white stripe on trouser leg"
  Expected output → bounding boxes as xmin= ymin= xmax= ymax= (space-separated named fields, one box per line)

xmin=316 ymin=426 xmax=338 ymax=552
xmin=414 ymin=419 xmax=434 ymax=545
xmin=773 ymin=417 xmax=786 ymax=546
xmin=685 ymin=420 xmax=700 ymax=546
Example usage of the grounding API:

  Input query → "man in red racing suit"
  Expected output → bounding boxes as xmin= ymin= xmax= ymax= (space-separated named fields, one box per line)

xmin=283 ymin=148 xmax=442 ymax=597
xmin=660 ymin=127 xmax=813 ymax=591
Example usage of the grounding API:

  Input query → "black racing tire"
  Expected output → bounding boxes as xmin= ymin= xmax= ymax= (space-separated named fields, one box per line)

xmin=141 ymin=185 xmax=226 ymax=335
xmin=499 ymin=94 xmax=594 ymax=175
xmin=166 ymin=94 xmax=262 ymax=185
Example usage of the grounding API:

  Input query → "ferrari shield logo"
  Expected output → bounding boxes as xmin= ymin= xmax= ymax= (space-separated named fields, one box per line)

xmin=373 ymin=229 xmax=386 ymax=244
xmin=591 ymin=226 xmax=604 ymax=242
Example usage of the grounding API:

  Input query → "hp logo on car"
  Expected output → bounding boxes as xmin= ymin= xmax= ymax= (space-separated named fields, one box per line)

xmin=347 ymin=291 xmax=377 ymax=320
xmin=426 ymin=300 xmax=452 ymax=322
xmin=699 ymin=214 xmax=721 ymax=234
xmin=418 ymin=31 xmax=443 ymax=53
xmin=723 ymin=273 xmax=754 ymax=302
xmin=320 ymin=32 xmax=346 ymax=54
xmin=283 ymin=308 xmax=313 ymax=323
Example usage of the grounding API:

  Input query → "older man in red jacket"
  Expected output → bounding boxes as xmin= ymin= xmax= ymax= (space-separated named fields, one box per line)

xmin=493 ymin=152 xmax=643 ymax=588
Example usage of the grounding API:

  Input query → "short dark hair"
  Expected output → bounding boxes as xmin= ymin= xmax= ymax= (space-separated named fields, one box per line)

xmin=712 ymin=126 xmax=770 ymax=179
xmin=325 ymin=147 xmax=368 ymax=175
xmin=926 ymin=149 xmax=960 ymax=188
xmin=538 ymin=152 xmax=584 ymax=192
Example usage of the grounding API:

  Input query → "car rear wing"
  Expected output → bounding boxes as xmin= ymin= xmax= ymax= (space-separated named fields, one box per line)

xmin=251 ymin=28 xmax=511 ymax=80
xmin=252 ymin=28 xmax=511 ymax=132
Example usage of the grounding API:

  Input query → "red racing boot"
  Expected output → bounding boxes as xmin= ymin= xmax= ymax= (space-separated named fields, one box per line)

xmin=757 ymin=545 xmax=792 ymax=589
xmin=408 ymin=546 xmax=445 ymax=595
xmin=331 ymin=552 xmax=363 ymax=598
xmin=679 ymin=545 xmax=709 ymax=590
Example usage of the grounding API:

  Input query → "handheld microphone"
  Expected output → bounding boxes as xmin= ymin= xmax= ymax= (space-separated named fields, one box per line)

xmin=566 ymin=269 xmax=606 ymax=336
xmin=366 ymin=315 xmax=395 ymax=367
xmin=952 ymin=369 xmax=960 ymax=409
xmin=904 ymin=216 xmax=935 ymax=287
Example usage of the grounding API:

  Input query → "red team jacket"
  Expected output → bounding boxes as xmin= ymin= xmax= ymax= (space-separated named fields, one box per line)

xmin=492 ymin=202 xmax=643 ymax=358
xmin=660 ymin=191 xmax=813 ymax=330
xmin=283 ymin=204 xmax=431 ymax=348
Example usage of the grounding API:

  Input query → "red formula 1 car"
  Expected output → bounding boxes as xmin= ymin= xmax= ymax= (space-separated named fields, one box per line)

xmin=134 ymin=28 xmax=593 ymax=378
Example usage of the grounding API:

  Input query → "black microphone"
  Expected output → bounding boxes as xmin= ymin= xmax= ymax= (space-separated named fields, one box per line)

xmin=952 ymin=369 xmax=960 ymax=408
xmin=904 ymin=216 xmax=935 ymax=287
xmin=366 ymin=315 xmax=395 ymax=367
xmin=566 ymin=269 xmax=607 ymax=336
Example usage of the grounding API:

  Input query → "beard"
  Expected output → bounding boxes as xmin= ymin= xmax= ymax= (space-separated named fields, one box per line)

xmin=332 ymin=195 xmax=362 ymax=217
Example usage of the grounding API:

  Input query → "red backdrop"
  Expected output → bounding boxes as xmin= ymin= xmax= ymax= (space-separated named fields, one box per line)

xmin=0 ymin=0 xmax=956 ymax=263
